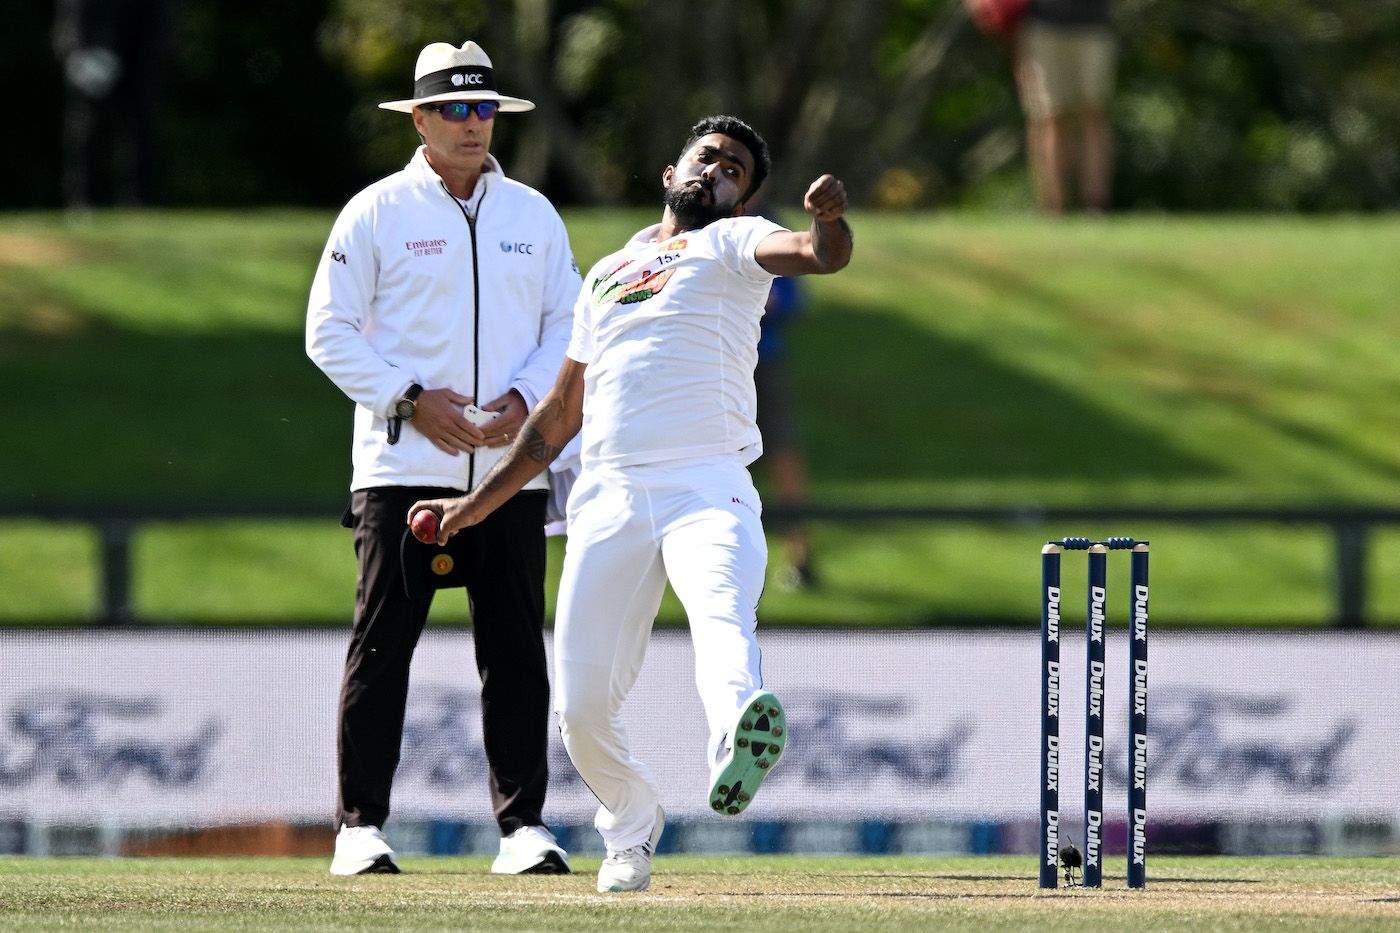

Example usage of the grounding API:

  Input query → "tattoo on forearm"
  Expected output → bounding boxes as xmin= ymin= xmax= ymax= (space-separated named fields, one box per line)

xmin=812 ymin=216 xmax=854 ymax=268
xmin=522 ymin=424 xmax=563 ymax=464
xmin=816 ymin=216 xmax=852 ymax=245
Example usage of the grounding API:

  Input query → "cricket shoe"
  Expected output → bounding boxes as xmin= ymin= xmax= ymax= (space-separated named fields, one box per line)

xmin=597 ymin=806 xmax=665 ymax=893
xmin=329 ymin=824 xmax=401 ymax=876
xmin=709 ymin=690 xmax=786 ymax=816
xmin=491 ymin=824 xmax=571 ymax=874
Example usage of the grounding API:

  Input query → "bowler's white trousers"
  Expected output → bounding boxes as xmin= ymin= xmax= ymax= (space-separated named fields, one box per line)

xmin=554 ymin=454 xmax=767 ymax=851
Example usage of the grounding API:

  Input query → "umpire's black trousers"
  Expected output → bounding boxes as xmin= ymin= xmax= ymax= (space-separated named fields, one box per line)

xmin=337 ymin=485 xmax=551 ymax=836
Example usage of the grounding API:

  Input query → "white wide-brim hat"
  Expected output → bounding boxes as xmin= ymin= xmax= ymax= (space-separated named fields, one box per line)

xmin=378 ymin=41 xmax=535 ymax=113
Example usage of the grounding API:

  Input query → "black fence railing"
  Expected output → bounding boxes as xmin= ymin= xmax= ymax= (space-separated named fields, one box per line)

xmin=4 ymin=503 xmax=1398 ymax=628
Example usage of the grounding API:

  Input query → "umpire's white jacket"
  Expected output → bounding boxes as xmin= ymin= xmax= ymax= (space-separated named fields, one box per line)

xmin=307 ymin=148 xmax=580 ymax=493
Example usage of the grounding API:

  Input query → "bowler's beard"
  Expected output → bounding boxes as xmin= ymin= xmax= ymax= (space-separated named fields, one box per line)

xmin=664 ymin=181 xmax=731 ymax=230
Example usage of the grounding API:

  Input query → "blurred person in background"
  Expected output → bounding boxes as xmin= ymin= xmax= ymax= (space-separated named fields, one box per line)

xmin=306 ymin=40 xmax=579 ymax=877
xmin=745 ymin=191 xmax=817 ymax=590
xmin=53 ymin=0 xmax=171 ymax=208
xmin=409 ymin=115 xmax=852 ymax=893
xmin=755 ymin=259 xmax=817 ymax=591
xmin=1012 ymin=0 xmax=1116 ymax=213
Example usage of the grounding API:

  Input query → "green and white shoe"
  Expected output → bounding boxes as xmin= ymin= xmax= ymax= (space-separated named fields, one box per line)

xmin=708 ymin=690 xmax=786 ymax=816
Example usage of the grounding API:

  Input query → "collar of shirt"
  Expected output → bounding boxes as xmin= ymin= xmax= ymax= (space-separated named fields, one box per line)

xmin=409 ymin=146 xmax=501 ymax=208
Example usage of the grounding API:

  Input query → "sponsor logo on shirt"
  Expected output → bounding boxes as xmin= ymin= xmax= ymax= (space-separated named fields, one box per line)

xmin=591 ymin=255 xmax=679 ymax=307
xmin=597 ymin=268 xmax=676 ymax=306
xmin=406 ymin=238 xmax=447 ymax=257
xmin=500 ymin=241 xmax=535 ymax=255
xmin=329 ymin=250 xmax=347 ymax=264
xmin=591 ymin=258 xmax=632 ymax=291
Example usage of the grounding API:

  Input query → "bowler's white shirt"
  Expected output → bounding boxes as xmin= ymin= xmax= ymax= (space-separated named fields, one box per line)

xmin=567 ymin=216 xmax=786 ymax=469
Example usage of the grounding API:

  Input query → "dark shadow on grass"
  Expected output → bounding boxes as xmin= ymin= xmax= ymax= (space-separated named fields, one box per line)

xmin=836 ymin=242 xmax=1396 ymax=491
xmin=846 ymin=873 xmax=1028 ymax=882
xmin=1159 ymin=877 xmax=1264 ymax=885
xmin=3 ymin=320 xmax=350 ymax=503
xmin=1123 ymin=254 xmax=1400 ymax=483
xmin=791 ymin=304 xmax=1220 ymax=486
xmin=1244 ymin=412 xmax=1400 ymax=483
xmin=715 ymin=890 xmax=1035 ymax=899
xmin=8 ymin=303 xmax=1225 ymax=504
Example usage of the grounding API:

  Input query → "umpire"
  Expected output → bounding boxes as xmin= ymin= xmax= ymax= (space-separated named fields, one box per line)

xmin=307 ymin=40 xmax=579 ymax=876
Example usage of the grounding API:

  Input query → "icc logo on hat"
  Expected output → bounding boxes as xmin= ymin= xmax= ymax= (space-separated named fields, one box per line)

xmin=377 ymin=41 xmax=535 ymax=113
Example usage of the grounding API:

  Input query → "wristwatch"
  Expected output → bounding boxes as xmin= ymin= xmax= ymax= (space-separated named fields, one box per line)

xmin=394 ymin=383 xmax=424 ymax=420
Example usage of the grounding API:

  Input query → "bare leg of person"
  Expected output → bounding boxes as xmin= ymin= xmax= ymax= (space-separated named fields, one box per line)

xmin=1080 ymin=107 xmax=1113 ymax=212
xmin=769 ymin=450 xmax=813 ymax=586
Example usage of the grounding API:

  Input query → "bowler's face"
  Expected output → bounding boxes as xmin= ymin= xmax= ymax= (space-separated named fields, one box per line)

xmin=412 ymin=102 xmax=494 ymax=177
xmin=664 ymin=133 xmax=755 ymax=216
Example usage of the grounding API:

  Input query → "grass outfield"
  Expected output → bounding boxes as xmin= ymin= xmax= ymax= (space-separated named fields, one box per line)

xmin=4 ymin=211 xmax=1400 ymax=625
xmin=10 ymin=517 xmax=1400 ymax=626
xmin=0 ymin=855 xmax=1396 ymax=931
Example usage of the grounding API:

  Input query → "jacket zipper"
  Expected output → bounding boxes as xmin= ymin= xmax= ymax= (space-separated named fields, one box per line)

xmin=445 ymin=182 xmax=485 ymax=491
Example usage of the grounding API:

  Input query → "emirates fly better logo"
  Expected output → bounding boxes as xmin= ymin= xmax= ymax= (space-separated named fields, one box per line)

xmin=406 ymin=238 xmax=447 ymax=257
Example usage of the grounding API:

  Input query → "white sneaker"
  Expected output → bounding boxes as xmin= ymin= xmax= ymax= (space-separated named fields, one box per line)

xmin=329 ymin=824 xmax=401 ymax=876
xmin=490 ymin=824 xmax=571 ymax=875
xmin=597 ymin=806 xmax=665 ymax=893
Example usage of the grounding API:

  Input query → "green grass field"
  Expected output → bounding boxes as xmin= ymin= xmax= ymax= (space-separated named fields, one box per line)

xmin=4 ymin=211 xmax=1400 ymax=625
xmin=11 ymin=517 xmax=1400 ymax=627
xmin=0 ymin=856 xmax=1395 ymax=931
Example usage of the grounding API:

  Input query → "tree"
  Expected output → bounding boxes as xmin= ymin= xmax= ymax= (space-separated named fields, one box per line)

xmin=6 ymin=0 xmax=1398 ymax=209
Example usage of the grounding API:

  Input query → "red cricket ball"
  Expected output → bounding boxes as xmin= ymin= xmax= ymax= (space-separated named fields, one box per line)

xmin=410 ymin=509 xmax=440 ymax=544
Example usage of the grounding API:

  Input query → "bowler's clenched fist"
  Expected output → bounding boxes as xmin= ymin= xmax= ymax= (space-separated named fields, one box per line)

xmin=804 ymin=174 xmax=847 ymax=223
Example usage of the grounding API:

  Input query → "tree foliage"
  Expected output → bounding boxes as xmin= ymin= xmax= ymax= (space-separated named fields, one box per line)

xmin=315 ymin=0 xmax=1400 ymax=210
xmin=5 ymin=0 xmax=1398 ymax=209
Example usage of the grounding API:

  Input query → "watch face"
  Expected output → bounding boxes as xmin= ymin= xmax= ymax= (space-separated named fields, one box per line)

xmin=395 ymin=398 xmax=416 ymax=419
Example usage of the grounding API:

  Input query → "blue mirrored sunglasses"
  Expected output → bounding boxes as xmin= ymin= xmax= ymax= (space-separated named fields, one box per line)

xmin=424 ymin=101 xmax=498 ymax=122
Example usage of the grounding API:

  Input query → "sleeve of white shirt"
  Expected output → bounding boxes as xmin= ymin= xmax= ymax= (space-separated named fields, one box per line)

xmin=716 ymin=215 xmax=787 ymax=283
xmin=305 ymin=196 xmax=410 ymax=418
xmin=510 ymin=206 xmax=583 ymax=410
xmin=565 ymin=261 xmax=601 ymax=366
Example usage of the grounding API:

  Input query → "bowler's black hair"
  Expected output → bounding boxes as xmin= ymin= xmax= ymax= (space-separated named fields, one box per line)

xmin=678 ymin=115 xmax=771 ymax=204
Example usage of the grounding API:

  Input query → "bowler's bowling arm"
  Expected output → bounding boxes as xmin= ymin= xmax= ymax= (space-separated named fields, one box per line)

xmin=412 ymin=358 xmax=585 ymax=540
xmin=753 ymin=173 xmax=853 ymax=277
